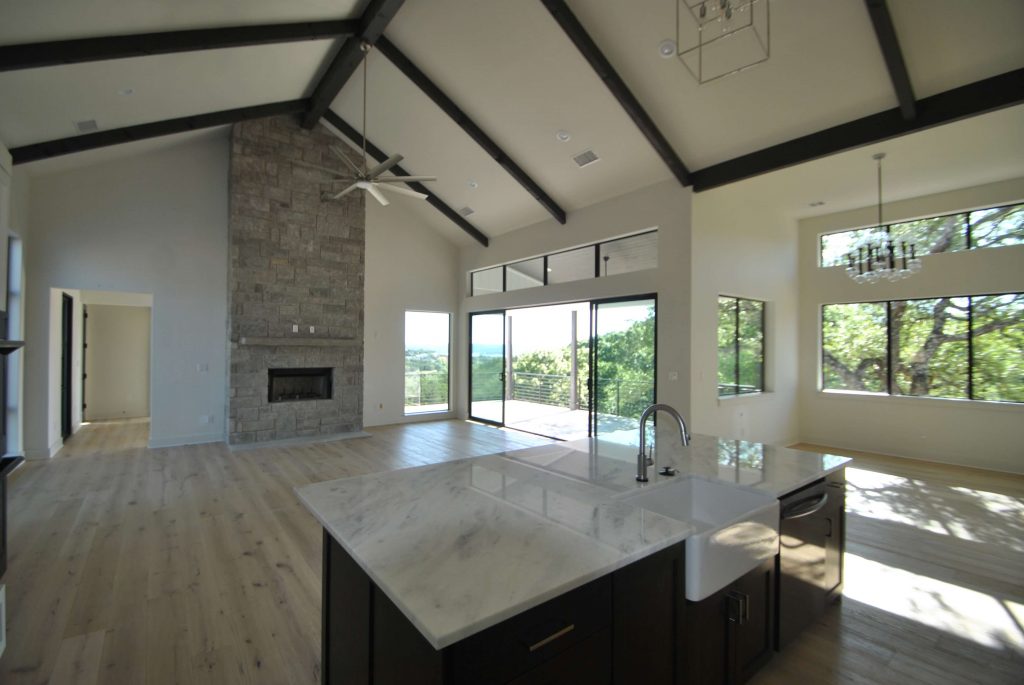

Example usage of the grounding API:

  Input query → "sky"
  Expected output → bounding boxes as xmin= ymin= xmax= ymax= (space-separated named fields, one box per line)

xmin=406 ymin=300 xmax=655 ymax=355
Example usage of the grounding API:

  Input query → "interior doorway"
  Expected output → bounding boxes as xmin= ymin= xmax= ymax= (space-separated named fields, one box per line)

xmin=80 ymin=291 xmax=152 ymax=424
xmin=468 ymin=295 xmax=656 ymax=443
xmin=60 ymin=293 xmax=73 ymax=440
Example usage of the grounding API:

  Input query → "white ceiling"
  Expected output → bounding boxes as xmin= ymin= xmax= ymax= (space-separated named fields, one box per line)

xmin=2 ymin=0 xmax=1022 ymax=246
xmin=0 ymin=0 xmax=365 ymax=42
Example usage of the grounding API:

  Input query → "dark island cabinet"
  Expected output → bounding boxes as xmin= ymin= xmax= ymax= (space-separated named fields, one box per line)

xmin=321 ymin=532 xmax=687 ymax=685
xmin=681 ymin=559 xmax=775 ymax=685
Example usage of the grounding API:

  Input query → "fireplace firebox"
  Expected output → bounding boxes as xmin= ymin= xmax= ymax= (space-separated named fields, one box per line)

xmin=268 ymin=367 xmax=333 ymax=403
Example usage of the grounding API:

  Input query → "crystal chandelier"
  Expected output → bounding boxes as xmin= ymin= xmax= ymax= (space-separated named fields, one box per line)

xmin=846 ymin=153 xmax=922 ymax=284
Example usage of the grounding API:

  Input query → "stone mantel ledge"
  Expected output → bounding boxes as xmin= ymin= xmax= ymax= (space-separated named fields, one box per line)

xmin=237 ymin=336 xmax=358 ymax=347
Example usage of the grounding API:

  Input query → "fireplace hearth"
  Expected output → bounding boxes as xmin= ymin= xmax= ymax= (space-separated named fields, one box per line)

xmin=269 ymin=367 xmax=333 ymax=403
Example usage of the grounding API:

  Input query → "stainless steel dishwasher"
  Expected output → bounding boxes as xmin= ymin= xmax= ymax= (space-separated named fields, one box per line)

xmin=776 ymin=469 xmax=845 ymax=649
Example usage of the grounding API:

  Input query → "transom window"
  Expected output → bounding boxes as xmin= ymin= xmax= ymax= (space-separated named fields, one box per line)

xmin=470 ymin=230 xmax=657 ymax=296
xmin=819 ymin=202 xmax=1024 ymax=268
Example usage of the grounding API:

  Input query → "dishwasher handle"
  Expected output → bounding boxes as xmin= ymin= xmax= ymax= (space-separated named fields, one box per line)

xmin=781 ymin=492 xmax=829 ymax=520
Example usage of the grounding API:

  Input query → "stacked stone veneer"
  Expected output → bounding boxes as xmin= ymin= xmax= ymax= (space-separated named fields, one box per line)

xmin=228 ymin=115 xmax=365 ymax=444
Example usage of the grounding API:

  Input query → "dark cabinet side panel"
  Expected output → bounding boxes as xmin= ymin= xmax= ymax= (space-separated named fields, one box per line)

xmin=372 ymin=586 xmax=446 ymax=685
xmin=612 ymin=542 xmax=684 ymax=685
xmin=324 ymin=531 xmax=372 ymax=685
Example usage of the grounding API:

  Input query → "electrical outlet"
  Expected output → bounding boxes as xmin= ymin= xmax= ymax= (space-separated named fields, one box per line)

xmin=292 ymin=324 xmax=299 ymax=333
xmin=668 ymin=371 xmax=679 ymax=381
xmin=199 ymin=415 xmax=212 ymax=425
xmin=196 ymin=362 xmax=209 ymax=373
xmin=309 ymin=325 xmax=315 ymax=333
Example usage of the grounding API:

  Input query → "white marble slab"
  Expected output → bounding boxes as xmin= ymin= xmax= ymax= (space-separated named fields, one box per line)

xmin=296 ymin=454 xmax=696 ymax=649
xmin=503 ymin=434 xmax=851 ymax=497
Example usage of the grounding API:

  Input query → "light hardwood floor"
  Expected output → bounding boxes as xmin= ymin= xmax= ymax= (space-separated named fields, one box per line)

xmin=1 ymin=422 xmax=1021 ymax=684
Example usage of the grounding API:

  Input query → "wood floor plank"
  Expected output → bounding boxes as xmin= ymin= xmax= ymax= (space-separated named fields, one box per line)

xmin=2 ymin=421 xmax=1020 ymax=684
xmin=46 ymin=630 xmax=106 ymax=685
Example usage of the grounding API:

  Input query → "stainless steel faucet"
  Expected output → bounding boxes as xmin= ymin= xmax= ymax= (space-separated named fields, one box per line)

xmin=636 ymin=403 xmax=690 ymax=483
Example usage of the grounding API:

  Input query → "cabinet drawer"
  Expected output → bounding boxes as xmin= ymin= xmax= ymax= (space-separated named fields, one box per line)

xmin=448 ymin=575 xmax=612 ymax=685
xmin=506 ymin=628 xmax=611 ymax=685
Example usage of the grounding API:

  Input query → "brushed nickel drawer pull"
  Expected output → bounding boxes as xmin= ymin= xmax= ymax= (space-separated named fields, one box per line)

xmin=528 ymin=623 xmax=575 ymax=652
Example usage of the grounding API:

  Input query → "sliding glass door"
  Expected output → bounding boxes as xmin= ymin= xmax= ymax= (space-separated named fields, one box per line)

xmin=590 ymin=297 xmax=656 ymax=443
xmin=468 ymin=296 xmax=655 ymax=442
xmin=468 ymin=311 xmax=506 ymax=425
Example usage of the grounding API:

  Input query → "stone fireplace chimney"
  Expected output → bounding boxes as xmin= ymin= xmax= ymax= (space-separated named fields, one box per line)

xmin=227 ymin=115 xmax=364 ymax=444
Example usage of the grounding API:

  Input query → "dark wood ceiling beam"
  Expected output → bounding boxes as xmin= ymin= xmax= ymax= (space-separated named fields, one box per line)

xmin=0 ymin=21 xmax=358 ymax=72
xmin=11 ymin=99 xmax=308 ymax=164
xmin=690 ymin=68 xmax=1024 ymax=192
xmin=864 ymin=0 xmax=916 ymax=120
xmin=301 ymin=0 xmax=405 ymax=129
xmin=539 ymin=0 xmax=691 ymax=187
xmin=376 ymin=37 xmax=567 ymax=225
xmin=323 ymin=110 xmax=489 ymax=247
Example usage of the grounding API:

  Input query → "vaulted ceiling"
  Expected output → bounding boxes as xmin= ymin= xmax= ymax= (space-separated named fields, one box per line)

xmin=2 ymin=0 xmax=1023 ymax=246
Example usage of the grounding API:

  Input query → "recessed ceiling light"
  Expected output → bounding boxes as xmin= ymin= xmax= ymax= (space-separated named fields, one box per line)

xmin=118 ymin=88 xmax=135 ymax=96
xmin=555 ymin=130 xmax=572 ymax=143
xmin=466 ymin=179 xmax=479 ymax=190
xmin=458 ymin=206 xmax=475 ymax=217
xmin=75 ymin=119 xmax=99 ymax=133
xmin=658 ymin=39 xmax=677 ymax=59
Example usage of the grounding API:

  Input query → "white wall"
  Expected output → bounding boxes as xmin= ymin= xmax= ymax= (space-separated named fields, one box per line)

xmin=24 ymin=135 xmax=229 ymax=456
xmin=690 ymin=189 xmax=801 ymax=446
xmin=84 ymin=304 xmax=151 ymax=420
xmin=798 ymin=177 xmax=1024 ymax=473
xmin=458 ymin=179 xmax=692 ymax=446
xmin=363 ymin=199 xmax=460 ymax=426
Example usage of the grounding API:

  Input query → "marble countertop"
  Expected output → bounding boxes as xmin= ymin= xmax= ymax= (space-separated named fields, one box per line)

xmin=295 ymin=435 xmax=850 ymax=650
xmin=506 ymin=434 xmax=852 ymax=498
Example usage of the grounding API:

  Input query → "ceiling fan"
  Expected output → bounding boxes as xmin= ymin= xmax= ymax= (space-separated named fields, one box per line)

xmin=294 ymin=42 xmax=436 ymax=206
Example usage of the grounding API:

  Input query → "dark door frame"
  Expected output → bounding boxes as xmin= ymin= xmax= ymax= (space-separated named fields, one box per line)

xmin=61 ymin=292 xmax=73 ymax=440
xmin=588 ymin=294 xmax=658 ymax=438
xmin=467 ymin=309 xmax=507 ymax=426
xmin=467 ymin=294 xmax=658 ymax=441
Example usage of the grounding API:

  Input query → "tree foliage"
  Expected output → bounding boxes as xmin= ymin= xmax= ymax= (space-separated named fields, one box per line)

xmin=822 ymin=204 xmax=1023 ymax=402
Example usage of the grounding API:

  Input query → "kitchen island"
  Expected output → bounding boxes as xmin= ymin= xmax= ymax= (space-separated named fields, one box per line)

xmin=296 ymin=435 xmax=850 ymax=684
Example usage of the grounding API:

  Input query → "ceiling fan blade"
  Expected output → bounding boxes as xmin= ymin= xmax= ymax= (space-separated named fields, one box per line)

xmin=374 ymin=183 xmax=429 ymax=200
xmin=330 ymin=183 xmax=361 ymax=200
xmin=330 ymin=145 xmax=364 ymax=175
xmin=358 ymin=181 xmax=390 ymax=206
xmin=291 ymin=159 xmax=349 ymax=178
xmin=380 ymin=175 xmax=437 ymax=183
xmin=366 ymin=154 xmax=404 ymax=179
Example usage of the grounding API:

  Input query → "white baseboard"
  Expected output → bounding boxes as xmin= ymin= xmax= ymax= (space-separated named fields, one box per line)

xmin=25 ymin=438 xmax=62 ymax=460
xmin=148 ymin=432 xmax=224 ymax=449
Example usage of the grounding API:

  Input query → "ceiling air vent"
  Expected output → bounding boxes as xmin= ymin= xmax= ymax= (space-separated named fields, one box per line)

xmin=573 ymin=149 xmax=600 ymax=168
xmin=458 ymin=206 xmax=475 ymax=217
xmin=75 ymin=119 xmax=99 ymax=133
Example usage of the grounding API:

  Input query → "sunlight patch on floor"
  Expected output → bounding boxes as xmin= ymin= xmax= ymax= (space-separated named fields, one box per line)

xmin=844 ymin=551 xmax=1024 ymax=652
xmin=844 ymin=467 xmax=1024 ymax=551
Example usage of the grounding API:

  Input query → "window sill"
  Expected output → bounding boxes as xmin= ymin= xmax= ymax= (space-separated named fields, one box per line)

xmin=717 ymin=391 xmax=770 ymax=405
xmin=817 ymin=389 xmax=1023 ymax=412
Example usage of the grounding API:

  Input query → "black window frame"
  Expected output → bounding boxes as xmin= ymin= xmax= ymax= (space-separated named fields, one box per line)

xmin=820 ymin=291 xmax=1023 ymax=404
xmin=717 ymin=295 xmax=766 ymax=397
xmin=818 ymin=201 xmax=1024 ymax=268
xmin=468 ymin=229 xmax=658 ymax=296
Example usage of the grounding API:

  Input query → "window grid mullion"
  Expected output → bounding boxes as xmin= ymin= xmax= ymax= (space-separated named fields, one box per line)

xmin=886 ymin=300 xmax=893 ymax=396
xmin=967 ymin=296 xmax=975 ymax=400
xmin=734 ymin=298 xmax=741 ymax=394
